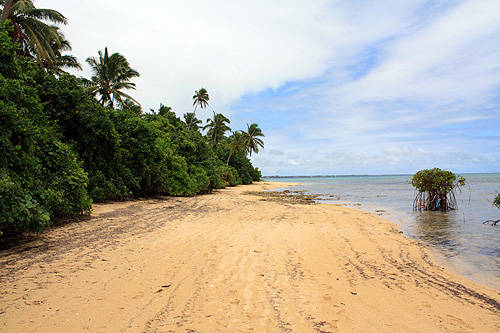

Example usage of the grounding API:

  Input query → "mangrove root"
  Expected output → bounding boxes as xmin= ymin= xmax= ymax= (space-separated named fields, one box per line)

xmin=483 ymin=219 xmax=500 ymax=226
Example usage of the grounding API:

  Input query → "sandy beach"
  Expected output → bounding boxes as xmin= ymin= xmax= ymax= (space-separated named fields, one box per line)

xmin=0 ymin=181 xmax=499 ymax=332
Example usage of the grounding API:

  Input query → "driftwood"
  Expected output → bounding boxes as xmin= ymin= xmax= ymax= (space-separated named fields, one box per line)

xmin=483 ymin=219 xmax=500 ymax=226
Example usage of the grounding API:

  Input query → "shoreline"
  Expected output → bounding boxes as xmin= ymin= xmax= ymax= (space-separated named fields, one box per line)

xmin=0 ymin=181 xmax=499 ymax=331
xmin=266 ymin=178 xmax=500 ymax=291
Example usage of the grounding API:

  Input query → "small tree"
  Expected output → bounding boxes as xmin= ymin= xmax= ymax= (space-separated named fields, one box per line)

xmin=411 ymin=168 xmax=466 ymax=211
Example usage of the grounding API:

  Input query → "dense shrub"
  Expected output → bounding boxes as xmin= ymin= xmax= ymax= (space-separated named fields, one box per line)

xmin=0 ymin=23 xmax=92 ymax=233
xmin=151 ymin=108 xmax=224 ymax=193
xmin=0 ymin=93 xmax=92 ymax=233
xmin=0 ymin=175 xmax=51 ymax=233
xmin=214 ymin=141 xmax=261 ymax=184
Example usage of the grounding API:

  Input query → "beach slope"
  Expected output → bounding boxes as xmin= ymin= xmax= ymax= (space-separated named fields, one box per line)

xmin=0 ymin=182 xmax=499 ymax=332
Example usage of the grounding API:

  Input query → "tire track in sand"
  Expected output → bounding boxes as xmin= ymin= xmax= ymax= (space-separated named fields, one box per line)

xmin=0 ymin=183 xmax=499 ymax=332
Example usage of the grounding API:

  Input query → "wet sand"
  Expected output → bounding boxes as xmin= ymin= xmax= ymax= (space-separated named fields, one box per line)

xmin=0 ymin=182 xmax=499 ymax=332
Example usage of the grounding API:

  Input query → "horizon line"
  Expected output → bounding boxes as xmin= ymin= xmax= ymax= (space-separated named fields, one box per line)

xmin=262 ymin=172 xmax=500 ymax=179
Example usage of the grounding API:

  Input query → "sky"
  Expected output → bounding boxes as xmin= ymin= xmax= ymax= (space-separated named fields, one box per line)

xmin=38 ymin=0 xmax=500 ymax=176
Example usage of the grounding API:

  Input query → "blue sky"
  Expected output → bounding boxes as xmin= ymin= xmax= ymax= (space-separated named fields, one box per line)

xmin=40 ymin=0 xmax=500 ymax=175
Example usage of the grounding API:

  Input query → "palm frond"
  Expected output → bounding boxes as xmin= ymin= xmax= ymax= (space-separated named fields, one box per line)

xmin=11 ymin=0 xmax=35 ymax=14
xmin=19 ymin=17 xmax=55 ymax=63
xmin=56 ymin=54 xmax=82 ymax=70
xmin=28 ymin=8 xmax=67 ymax=25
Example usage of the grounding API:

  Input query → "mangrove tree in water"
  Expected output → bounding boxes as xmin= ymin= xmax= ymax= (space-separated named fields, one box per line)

xmin=411 ymin=168 xmax=466 ymax=211
xmin=484 ymin=193 xmax=500 ymax=226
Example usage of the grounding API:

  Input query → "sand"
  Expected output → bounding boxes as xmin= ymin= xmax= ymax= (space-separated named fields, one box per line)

xmin=0 ymin=181 xmax=499 ymax=332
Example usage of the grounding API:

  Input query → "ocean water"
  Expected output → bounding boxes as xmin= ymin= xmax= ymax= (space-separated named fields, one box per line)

xmin=264 ymin=174 xmax=500 ymax=289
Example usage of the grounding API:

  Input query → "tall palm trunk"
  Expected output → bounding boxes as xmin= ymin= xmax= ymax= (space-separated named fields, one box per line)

xmin=226 ymin=151 xmax=233 ymax=166
xmin=187 ymin=104 xmax=198 ymax=130
xmin=1 ymin=0 xmax=14 ymax=22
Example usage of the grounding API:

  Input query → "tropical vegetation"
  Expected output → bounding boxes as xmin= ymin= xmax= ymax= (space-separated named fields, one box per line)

xmin=0 ymin=16 xmax=264 ymax=235
xmin=411 ymin=168 xmax=466 ymax=211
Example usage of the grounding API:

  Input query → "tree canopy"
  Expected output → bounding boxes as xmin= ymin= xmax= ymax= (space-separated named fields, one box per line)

xmin=0 ymin=18 xmax=265 ymax=235
xmin=84 ymin=47 xmax=140 ymax=108
xmin=226 ymin=131 xmax=246 ymax=165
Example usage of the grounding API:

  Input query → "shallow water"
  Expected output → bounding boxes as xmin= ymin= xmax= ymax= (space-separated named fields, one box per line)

xmin=264 ymin=174 xmax=500 ymax=289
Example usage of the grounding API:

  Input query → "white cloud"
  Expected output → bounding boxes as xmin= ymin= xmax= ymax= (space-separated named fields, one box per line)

xmin=39 ymin=0 xmax=336 ymax=117
xmin=36 ymin=0 xmax=500 ymax=175
xmin=253 ymin=0 xmax=500 ymax=174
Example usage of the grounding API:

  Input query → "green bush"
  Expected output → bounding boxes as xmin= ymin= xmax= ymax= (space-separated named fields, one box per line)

xmin=0 ymin=23 xmax=92 ymax=233
xmin=0 ymin=175 xmax=50 ymax=233
xmin=0 ymin=102 xmax=92 ymax=233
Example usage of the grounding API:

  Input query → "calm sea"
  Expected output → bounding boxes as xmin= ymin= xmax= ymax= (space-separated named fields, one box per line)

xmin=264 ymin=174 xmax=500 ymax=289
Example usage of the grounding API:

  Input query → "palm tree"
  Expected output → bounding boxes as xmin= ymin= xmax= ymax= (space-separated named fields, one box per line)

xmin=226 ymin=131 xmax=246 ymax=165
xmin=1 ymin=0 xmax=68 ymax=66
xmin=242 ymin=123 xmax=265 ymax=156
xmin=183 ymin=112 xmax=202 ymax=131
xmin=203 ymin=112 xmax=231 ymax=145
xmin=158 ymin=104 xmax=172 ymax=116
xmin=85 ymin=47 xmax=140 ymax=108
xmin=188 ymin=87 xmax=209 ymax=130
xmin=44 ymin=27 xmax=81 ymax=74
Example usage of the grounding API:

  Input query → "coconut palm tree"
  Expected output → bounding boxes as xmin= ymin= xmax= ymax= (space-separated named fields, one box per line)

xmin=242 ymin=123 xmax=264 ymax=156
xmin=85 ymin=47 xmax=140 ymax=108
xmin=1 ymin=0 xmax=67 ymax=66
xmin=183 ymin=112 xmax=202 ymax=131
xmin=188 ymin=87 xmax=209 ymax=130
xmin=203 ymin=112 xmax=231 ymax=145
xmin=158 ymin=104 xmax=172 ymax=116
xmin=43 ymin=27 xmax=81 ymax=74
xmin=226 ymin=131 xmax=246 ymax=165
